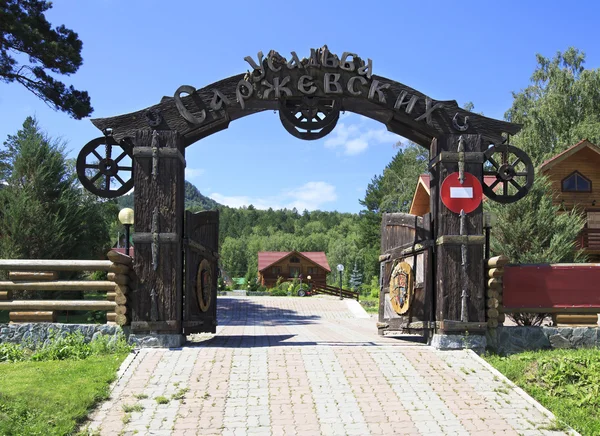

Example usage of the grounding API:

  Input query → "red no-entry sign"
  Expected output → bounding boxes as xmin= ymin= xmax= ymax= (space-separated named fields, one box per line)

xmin=441 ymin=172 xmax=483 ymax=214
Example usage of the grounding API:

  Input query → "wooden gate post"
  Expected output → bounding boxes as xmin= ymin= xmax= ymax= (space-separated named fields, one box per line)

xmin=130 ymin=130 xmax=185 ymax=345
xmin=429 ymin=134 xmax=486 ymax=336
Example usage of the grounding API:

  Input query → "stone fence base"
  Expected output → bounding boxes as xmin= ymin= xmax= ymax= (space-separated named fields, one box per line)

xmin=0 ymin=323 xmax=186 ymax=348
xmin=486 ymin=326 xmax=600 ymax=355
xmin=0 ymin=323 xmax=123 ymax=346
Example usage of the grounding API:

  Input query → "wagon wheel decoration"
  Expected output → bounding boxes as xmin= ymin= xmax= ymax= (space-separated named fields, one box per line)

xmin=389 ymin=261 xmax=414 ymax=315
xmin=196 ymin=259 xmax=212 ymax=313
xmin=76 ymin=135 xmax=133 ymax=198
xmin=279 ymin=97 xmax=340 ymax=140
xmin=482 ymin=144 xmax=535 ymax=204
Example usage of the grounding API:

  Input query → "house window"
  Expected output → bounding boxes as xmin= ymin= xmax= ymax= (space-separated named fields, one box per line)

xmin=289 ymin=266 xmax=300 ymax=277
xmin=307 ymin=267 xmax=318 ymax=275
xmin=562 ymin=171 xmax=591 ymax=192
xmin=272 ymin=267 xmax=281 ymax=275
xmin=290 ymin=256 xmax=300 ymax=263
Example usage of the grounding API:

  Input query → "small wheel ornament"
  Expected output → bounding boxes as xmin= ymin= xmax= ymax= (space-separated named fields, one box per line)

xmin=196 ymin=259 xmax=212 ymax=313
xmin=76 ymin=136 xmax=133 ymax=198
xmin=482 ymin=144 xmax=534 ymax=204
xmin=279 ymin=97 xmax=340 ymax=140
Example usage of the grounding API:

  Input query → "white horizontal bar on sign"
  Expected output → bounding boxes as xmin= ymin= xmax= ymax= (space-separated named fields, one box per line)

xmin=450 ymin=187 xmax=473 ymax=198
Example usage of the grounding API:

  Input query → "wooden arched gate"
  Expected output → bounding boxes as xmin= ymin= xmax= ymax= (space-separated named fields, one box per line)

xmin=183 ymin=210 xmax=219 ymax=334
xmin=378 ymin=213 xmax=433 ymax=338
xmin=75 ymin=46 xmax=534 ymax=340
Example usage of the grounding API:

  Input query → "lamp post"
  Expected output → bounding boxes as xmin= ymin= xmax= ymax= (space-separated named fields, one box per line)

xmin=118 ymin=208 xmax=134 ymax=257
xmin=483 ymin=211 xmax=497 ymax=260
xmin=337 ymin=264 xmax=344 ymax=300
xmin=307 ymin=275 xmax=312 ymax=295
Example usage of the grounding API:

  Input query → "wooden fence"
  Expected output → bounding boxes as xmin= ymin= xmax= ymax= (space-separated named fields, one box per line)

xmin=491 ymin=260 xmax=600 ymax=326
xmin=0 ymin=250 xmax=132 ymax=326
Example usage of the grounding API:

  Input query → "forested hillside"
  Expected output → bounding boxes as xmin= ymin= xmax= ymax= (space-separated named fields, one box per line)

xmin=112 ymin=142 xmax=429 ymax=288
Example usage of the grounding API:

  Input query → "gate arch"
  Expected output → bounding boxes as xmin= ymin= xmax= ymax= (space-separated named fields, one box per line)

xmin=76 ymin=46 xmax=533 ymax=340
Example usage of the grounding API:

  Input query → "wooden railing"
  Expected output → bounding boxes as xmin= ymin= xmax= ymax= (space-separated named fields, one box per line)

xmin=0 ymin=250 xmax=132 ymax=325
xmin=311 ymin=283 xmax=359 ymax=301
xmin=578 ymin=228 xmax=600 ymax=251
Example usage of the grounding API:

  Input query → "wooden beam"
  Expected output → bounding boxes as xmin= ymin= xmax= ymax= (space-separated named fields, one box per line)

xmin=486 ymin=255 xmax=510 ymax=268
xmin=0 ymin=260 xmax=121 ymax=272
xmin=9 ymin=311 xmax=57 ymax=322
xmin=488 ymin=268 xmax=504 ymax=278
xmin=185 ymin=239 xmax=219 ymax=262
xmin=438 ymin=320 xmax=488 ymax=332
xmin=0 ymin=291 xmax=11 ymax=300
xmin=0 ymin=300 xmax=116 ymax=311
xmin=0 ymin=281 xmax=115 ymax=291
xmin=133 ymin=146 xmax=186 ymax=165
xmin=436 ymin=235 xmax=485 ymax=245
xmin=107 ymin=273 xmax=129 ymax=285
xmin=505 ymin=307 xmax=600 ymax=314
xmin=107 ymin=250 xmax=133 ymax=266
xmin=8 ymin=272 xmax=58 ymax=281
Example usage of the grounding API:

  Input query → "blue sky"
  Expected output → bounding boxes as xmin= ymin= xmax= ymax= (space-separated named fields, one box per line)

xmin=1 ymin=0 xmax=600 ymax=213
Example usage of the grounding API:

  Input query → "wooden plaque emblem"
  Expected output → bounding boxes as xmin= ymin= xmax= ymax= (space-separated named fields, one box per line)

xmin=196 ymin=259 xmax=212 ymax=312
xmin=389 ymin=261 xmax=414 ymax=315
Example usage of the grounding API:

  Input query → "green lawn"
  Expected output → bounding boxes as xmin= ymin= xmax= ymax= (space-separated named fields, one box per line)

xmin=0 ymin=353 xmax=128 ymax=435
xmin=485 ymin=348 xmax=600 ymax=436
xmin=359 ymin=294 xmax=379 ymax=313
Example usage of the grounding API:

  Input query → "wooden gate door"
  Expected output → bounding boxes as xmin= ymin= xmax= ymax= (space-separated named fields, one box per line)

xmin=183 ymin=210 xmax=219 ymax=334
xmin=378 ymin=212 xmax=433 ymax=337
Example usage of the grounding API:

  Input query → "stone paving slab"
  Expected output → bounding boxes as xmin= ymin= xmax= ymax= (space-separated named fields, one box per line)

xmin=84 ymin=297 xmax=575 ymax=435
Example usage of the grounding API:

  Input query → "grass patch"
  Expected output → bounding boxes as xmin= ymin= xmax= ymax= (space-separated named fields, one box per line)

xmin=359 ymin=294 xmax=379 ymax=313
xmin=0 ymin=354 xmax=128 ymax=435
xmin=155 ymin=396 xmax=169 ymax=405
xmin=172 ymin=387 xmax=189 ymax=401
xmin=122 ymin=403 xmax=144 ymax=413
xmin=485 ymin=348 xmax=600 ymax=435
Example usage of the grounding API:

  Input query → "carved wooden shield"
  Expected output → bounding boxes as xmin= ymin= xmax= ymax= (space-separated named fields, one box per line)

xmin=196 ymin=259 xmax=212 ymax=312
xmin=389 ymin=261 xmax=414 ymax=315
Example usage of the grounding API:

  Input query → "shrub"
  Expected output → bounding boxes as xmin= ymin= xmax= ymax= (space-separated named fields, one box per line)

xmin=0 ymin=331 xmax=132 ymax=363
xmin=0 ymin=343 xmax=26 ymax=362
xmin=31 ymin=331 xmax=92 ymax=361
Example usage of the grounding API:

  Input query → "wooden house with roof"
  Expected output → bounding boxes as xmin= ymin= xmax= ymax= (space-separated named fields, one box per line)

xmin=539 ymin=139 xmax=600 ymax=258
xmin=257 ymin=251 xmax=331 ymax=288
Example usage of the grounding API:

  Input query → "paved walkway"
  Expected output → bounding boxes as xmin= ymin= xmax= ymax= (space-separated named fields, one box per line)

xmin=86 ymin=297 xmax=572 ymax=436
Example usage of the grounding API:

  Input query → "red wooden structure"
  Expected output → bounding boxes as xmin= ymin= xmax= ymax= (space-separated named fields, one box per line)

xmin=503 ymin=264 xmax=600 ymax=311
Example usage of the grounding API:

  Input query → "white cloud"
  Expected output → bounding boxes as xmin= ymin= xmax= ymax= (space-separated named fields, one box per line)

xmin=324 ymin=122 xmax=398 ymax=155
xmin=210 ymin=181 xmax=337 ymax=211
xmin=185 ymin=168 xmax=205 ymax=179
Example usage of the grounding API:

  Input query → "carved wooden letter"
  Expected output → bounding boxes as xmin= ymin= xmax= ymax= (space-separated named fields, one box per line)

xmin=174 ymin=85 xmax=206 ymax=125
xmin=324 ymin=73 xmax=343 ymax=94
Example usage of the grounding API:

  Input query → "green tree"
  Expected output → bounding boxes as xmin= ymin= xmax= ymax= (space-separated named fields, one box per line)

xmin=486 ymin=174 xmax=585 ymax=264
xmin=1 ymin=0 xmax=93 ymax=119
xmin=0 ymin=117 xmax=113 ymax=260
xmin=506 ymin=47 xmax=600 ymax=165
xmin=358 ymin=142 xmax=428 ymax=281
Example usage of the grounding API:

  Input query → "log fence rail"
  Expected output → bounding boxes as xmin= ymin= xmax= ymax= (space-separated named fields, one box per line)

xmin=0 ymin=250 xmax=132 ymax=326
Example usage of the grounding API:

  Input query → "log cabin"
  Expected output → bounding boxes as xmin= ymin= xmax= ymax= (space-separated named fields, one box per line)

xmin=257 ymin=251 xmax=330 ymax=288
xmin=540 ymin=139 xmax=600 ymax=259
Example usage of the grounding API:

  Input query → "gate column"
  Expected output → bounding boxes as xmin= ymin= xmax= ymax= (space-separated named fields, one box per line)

xmin=429 ymin=134 xmax=486 ymax=347
xmin=130 ymin=130 xmax=185 ymax=347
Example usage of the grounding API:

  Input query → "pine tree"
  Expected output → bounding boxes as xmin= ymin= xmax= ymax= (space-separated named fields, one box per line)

xmin=349 ymin=262 xmax=363 ymax=293
xmin=0 ymin=117 xmax=114 ymax=261
xmin=1 ymin=0 xmax=93 ymax=118
xmin=486 ymin=173 xmax=585 ymax=264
